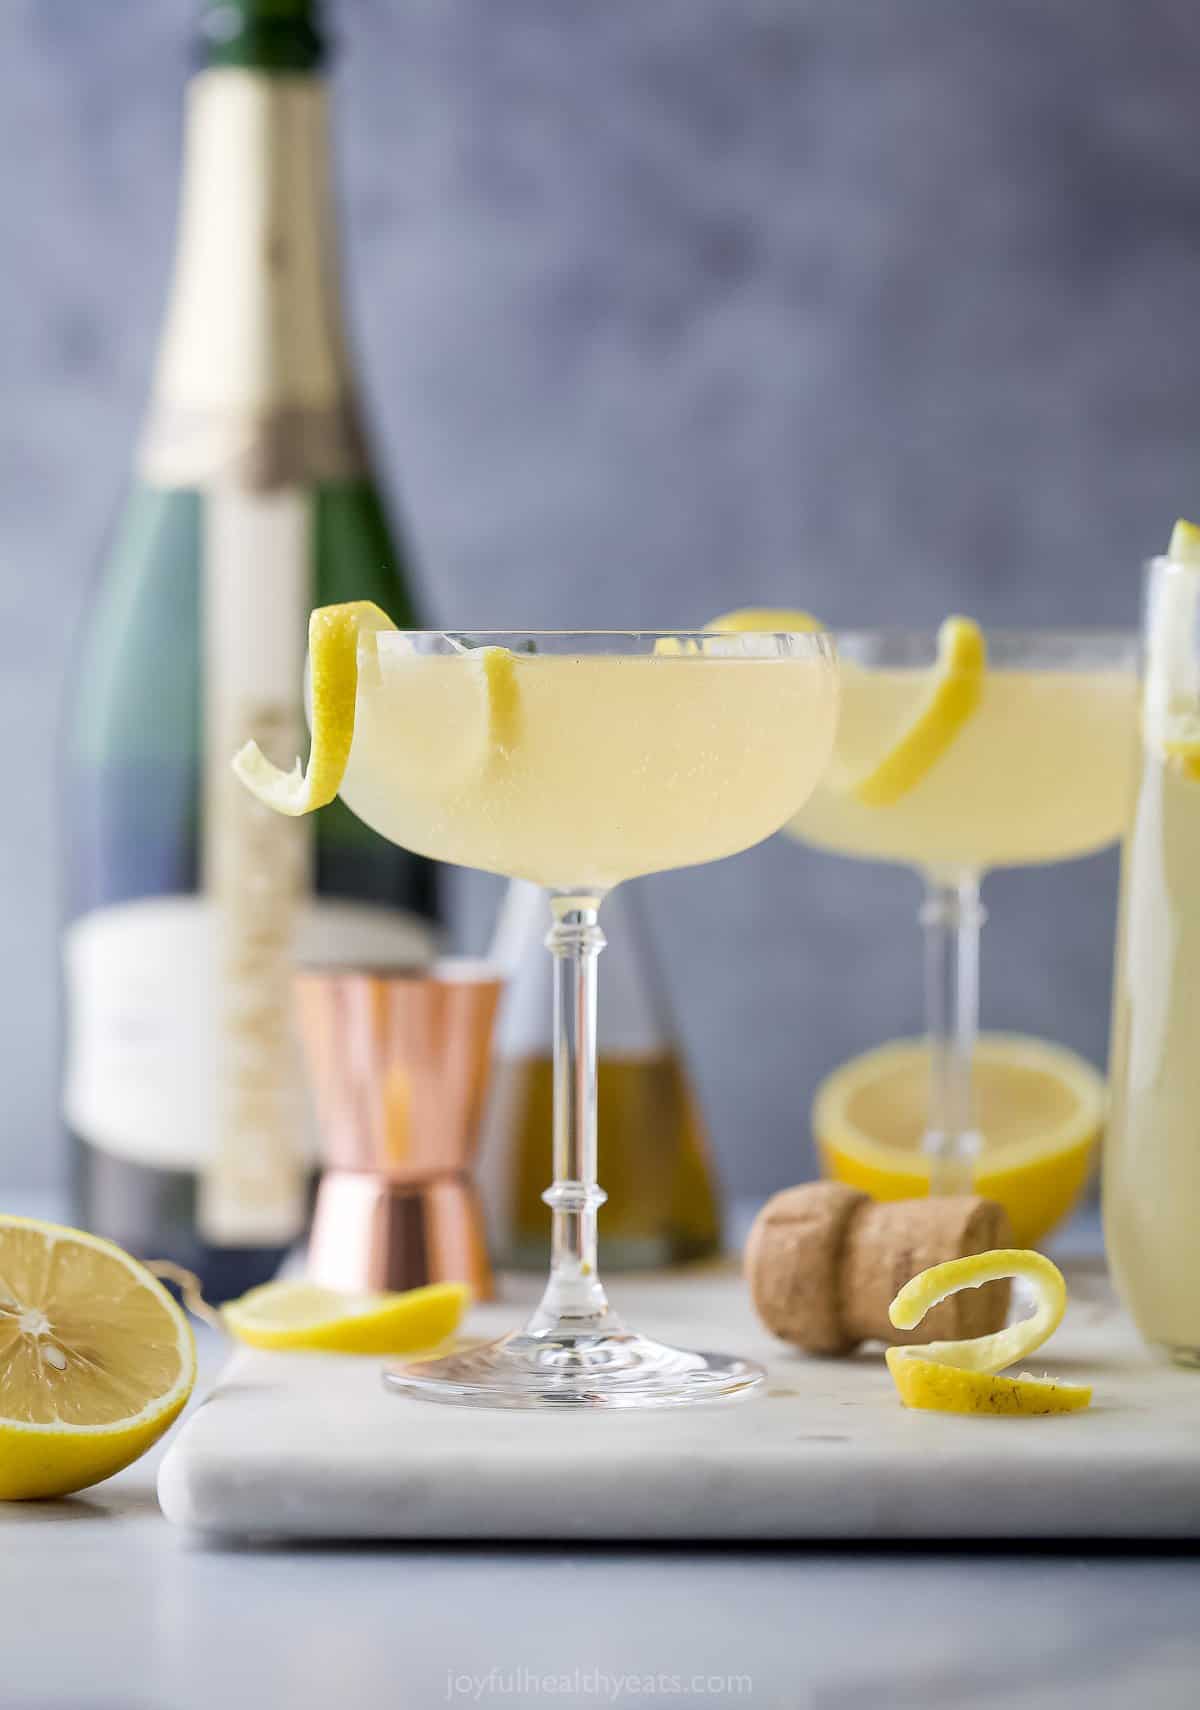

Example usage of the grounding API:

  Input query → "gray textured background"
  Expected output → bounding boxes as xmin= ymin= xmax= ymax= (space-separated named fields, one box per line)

xmin=4 ymin=0 xmax=1200 ymax=1198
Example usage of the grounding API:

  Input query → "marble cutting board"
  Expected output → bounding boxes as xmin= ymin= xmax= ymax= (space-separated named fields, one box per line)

xmin=158 ymin=1260 xmax=1200 ymax=1541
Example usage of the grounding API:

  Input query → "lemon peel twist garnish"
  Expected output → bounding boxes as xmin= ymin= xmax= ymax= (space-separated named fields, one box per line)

xmin=850 ymin=615 xmax=986 ymax=808
xmin=885 ymin=1249 xmax=1092 ymax=1417
xmin=476 ymin=645 xmax=520 ymax=755
xmin=232 ymin=600 xmax=396 ymax=815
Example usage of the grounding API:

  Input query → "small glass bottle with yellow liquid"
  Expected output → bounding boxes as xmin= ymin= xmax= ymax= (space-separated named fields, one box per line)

xmin=1106 ymin=520 xmax=1200 ymax=1365
xmin=480 ymin=881 xmax=722 ymax=1270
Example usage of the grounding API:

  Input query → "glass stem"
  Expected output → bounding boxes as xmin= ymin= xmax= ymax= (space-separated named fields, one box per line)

xmin=525 ymin=895 xmax=618 ymax=1338
xmin=920 ymin=869 xmax=987 ymax=1194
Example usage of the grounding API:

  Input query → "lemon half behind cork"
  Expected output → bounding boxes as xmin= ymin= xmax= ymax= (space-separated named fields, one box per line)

xmin=886 ymin=1249 xmax=1092 ymax=1416
xmin=814 ymin=1034 xmax=1105 ymax=1247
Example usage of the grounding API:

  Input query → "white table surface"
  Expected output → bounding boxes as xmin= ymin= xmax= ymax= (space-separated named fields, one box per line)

xmin=3 ymin=1201 xmax=1200 ymax=1710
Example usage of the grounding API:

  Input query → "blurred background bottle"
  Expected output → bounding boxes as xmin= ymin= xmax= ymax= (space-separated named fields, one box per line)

xmin=62 ymin=0 xmax=438 ymax=1297
xmin=481 ymin=882 xmax=722 ymax=1269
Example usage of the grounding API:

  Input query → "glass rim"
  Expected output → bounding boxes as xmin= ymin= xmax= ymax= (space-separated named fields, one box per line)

xmin=373 ymin=627 xmax=835 ymax=640
xmin=834 ymin=625 xmax=1135 ymax=645
xmin=833 ymin=625 xmax=1137 ymax=668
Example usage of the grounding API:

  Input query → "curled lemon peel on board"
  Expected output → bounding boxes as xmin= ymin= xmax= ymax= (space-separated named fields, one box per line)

xmin=885 ymin=1249 xmax=1092 ymax=1416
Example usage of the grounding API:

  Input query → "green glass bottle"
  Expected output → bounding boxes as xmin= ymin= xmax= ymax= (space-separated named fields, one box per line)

xmin=64 ymin=0 xmax=439 ymax=1297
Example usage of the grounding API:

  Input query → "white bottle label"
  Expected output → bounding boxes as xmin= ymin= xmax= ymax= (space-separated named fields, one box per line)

xmin=63 ymin=896 xmax=436 ymax=1183
xmin=65 ymin=896 xmax=227 ymax=1177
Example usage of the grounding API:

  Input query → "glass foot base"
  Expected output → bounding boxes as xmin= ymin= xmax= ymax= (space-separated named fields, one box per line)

xmin=383 ymin=1327 xmax=766 ymax=1411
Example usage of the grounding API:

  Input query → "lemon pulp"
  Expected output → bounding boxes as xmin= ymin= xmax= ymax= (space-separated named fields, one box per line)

xmin=0 ymin=1216 xmax=196 ymax=1500
xmin=813 ymin=1034 xmax=1104 ymax=1246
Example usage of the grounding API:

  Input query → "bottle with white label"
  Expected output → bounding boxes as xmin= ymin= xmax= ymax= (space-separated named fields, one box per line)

xmin=480 ymin=882 xmax=723 ymax=1269
xmin=63 ymin=0 xmax=439 ymax=1298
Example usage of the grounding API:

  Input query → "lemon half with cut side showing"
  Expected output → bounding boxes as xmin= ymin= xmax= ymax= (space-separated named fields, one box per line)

xmin=814 ymin=1034 xmax=1105 ymax=1247
xmin=849 ymin=615 xmax=986 ymax=806
xmin=222 ymin=1279 xmax=470 ymax=1355
xmin=886 ymin=1249 xmax=1092 ymax=1416
xmin=0 ymin=1216 xmax=196 ymax=1501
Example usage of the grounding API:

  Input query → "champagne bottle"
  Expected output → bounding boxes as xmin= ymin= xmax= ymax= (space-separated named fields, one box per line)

xmin=480 ymin=883 xmax=723 ymax=1269
xmin=63 ymin=0 xmax=438 ymax=1298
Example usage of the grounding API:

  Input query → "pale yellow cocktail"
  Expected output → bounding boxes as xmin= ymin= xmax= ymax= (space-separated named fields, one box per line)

xmin=341 ymin=641 xmax=838 ymax=893
xmin=792 ymin=660 xmax=1137 ymax=872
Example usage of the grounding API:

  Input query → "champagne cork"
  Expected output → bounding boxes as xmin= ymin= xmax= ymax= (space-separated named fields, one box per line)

xmin=744 ymin=1182 xmax=1013 ymax=1356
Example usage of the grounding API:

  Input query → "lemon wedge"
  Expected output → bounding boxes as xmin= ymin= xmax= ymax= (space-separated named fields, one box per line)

xmin=222 ymin=1279 xmax=470 ymax=1354
xmin=0 ymin=1216 xmax=196 ymax=1500
xmin=850 ymin=615 xmax=986 ymax=807
xmin=814 ymin=1033 xmax=1104 ymax=1246
xmin=233 ymin=600 xmax=395 ymax=814
xmin=885 ymin=1249 xmax=1091 ymax=1417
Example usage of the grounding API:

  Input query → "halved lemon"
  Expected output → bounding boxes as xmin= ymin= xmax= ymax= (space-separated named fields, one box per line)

xmin=813 ymin=1034 xmax=1105 ymax=1246
xmin=886 ymin=1249 xmax=1092 ymax=1416
xmin=222 ymin=1279 xmax=470 ymax=1354
xmin=0 ymin=1216 xmax=196 ymax=1501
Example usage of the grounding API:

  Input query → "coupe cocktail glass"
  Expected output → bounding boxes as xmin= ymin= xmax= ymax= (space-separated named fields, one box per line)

xmin=336 ymin=628 xmax=838 ymax=1407
xmin=788 ymin=629 xmax=1137 ymax=1193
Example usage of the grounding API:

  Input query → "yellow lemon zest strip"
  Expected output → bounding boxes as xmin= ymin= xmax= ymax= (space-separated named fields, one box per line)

xmin=851 ymin=615 xmax=986 ymax=808
xmin=476 ymin=645 xmax=520 ymax=754
xmin=885 ymin=1249 xmax=1091 ymax=1416
xmin=232 ymin=600 xmax=395 ymax=815
xmin=888 ymin=1247 xmax=1065 ymax=1374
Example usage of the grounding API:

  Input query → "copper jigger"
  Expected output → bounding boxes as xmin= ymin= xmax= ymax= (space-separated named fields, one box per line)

xmin=297 ymin=960 xmax=503 ymax=1300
